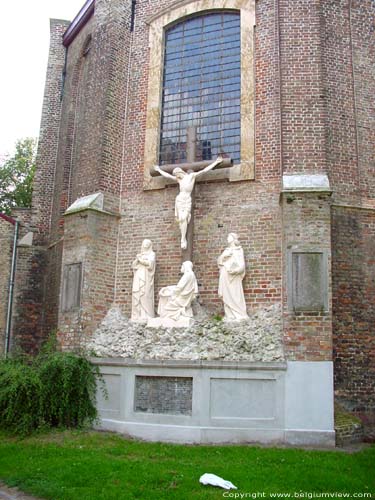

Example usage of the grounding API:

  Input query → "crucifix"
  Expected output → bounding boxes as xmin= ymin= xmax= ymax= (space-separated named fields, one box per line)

xmin=153 ymin=127 xmax=232 ymax=261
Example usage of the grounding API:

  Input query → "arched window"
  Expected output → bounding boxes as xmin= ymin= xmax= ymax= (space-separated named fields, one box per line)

xmin=144 ymin=0 xmax=255 ymax=189
xmin=159 ymin=12 xmax=241 ymax=165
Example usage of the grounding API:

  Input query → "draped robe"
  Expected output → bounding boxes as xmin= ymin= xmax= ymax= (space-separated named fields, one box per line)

xmin=218 ymin=245 xmax=248 ymax=321
xmin=131 ymin=250 xmax=156 ymax=321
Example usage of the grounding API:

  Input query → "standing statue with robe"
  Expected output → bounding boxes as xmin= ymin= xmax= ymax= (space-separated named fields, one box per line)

xmin=154 ymin=157 xmax=223 ymax=249
xmin=217 ymin=233 xmax=248 ymax=321
xmin=131 ymin=239 xmax=156 ymax=323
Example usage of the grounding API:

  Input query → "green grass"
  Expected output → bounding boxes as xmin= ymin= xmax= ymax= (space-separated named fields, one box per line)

xmin=0 ymin=430 xmax=373 ymax=499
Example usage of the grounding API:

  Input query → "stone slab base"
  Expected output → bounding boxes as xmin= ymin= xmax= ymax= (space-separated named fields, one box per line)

xmin=147 ymin=316 xmax=194 ymax=328
xmin=93 ymin=359 xmax=335 ymax=447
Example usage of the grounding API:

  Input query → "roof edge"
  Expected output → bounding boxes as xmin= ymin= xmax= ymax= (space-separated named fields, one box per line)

xmin=63 ymin=0 xmax=95 ymax=47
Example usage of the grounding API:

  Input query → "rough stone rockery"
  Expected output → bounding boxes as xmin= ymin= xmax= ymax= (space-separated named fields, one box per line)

xmin=87 ymin=303 xmax=283 ymax=361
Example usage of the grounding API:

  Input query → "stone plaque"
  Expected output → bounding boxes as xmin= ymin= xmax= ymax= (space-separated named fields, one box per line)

xmin=61 ymin=263 xmax=82 ymax=312
xmin=291 ymin=252 xmax=327 ymax=311
xmin=96 ymin=374 xmax=121 ymax=418
xmin=134 ymin=376 xmax=192 ymax=415
xmin=210 ymin=378 xmax=276 ymax=420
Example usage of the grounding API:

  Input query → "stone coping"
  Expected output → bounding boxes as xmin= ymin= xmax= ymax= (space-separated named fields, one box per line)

xmin=63 ymin=207 xmax=120 ymax=218
xmin=91 ymin=357 xmax=287 ymax=370
xmin=282 ymin=174 xmax=331 ymax=193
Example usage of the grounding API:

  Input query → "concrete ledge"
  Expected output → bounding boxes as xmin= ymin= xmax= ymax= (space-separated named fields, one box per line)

xmin=91 ymin=357 xmax=287 ymax=370
xmin=96 ymin=419 xmax=286 ymax=444
xmin=97 ymin=420 xmax=335 ymax=446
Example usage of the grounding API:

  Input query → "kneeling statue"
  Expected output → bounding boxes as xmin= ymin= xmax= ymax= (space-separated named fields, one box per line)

xmin=147 ymin=261 xmax=198 ymax=328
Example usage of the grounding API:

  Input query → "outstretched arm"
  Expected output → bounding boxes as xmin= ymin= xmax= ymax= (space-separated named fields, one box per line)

xmin=154 ymin=165 xmax=177 ymax=181
xmin=193 ymin=156 xmax=223 ymax=178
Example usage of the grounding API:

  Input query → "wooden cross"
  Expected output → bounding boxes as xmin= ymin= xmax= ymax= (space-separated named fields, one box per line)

xmin=182 ymin=126 xmax=197 ymax=262
xmin=153 ymin=126 xmax=233 ymax=262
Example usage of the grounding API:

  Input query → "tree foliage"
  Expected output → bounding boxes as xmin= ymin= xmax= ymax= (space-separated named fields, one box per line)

xmin=0 ymin=138 xmax=37 ymax=215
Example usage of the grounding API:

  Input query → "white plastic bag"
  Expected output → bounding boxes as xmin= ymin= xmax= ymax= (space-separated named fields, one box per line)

xmin=199 ymin=473 xmax=237 ymax=490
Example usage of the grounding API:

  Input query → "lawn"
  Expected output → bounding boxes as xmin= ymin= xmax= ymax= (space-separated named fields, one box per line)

xmin=0 ymin=430 xmax=373 ymax=500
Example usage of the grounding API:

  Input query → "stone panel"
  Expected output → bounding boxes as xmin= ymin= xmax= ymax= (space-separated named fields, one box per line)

xmin=290 ymin=252 xmax=327 ymax=312
xmin=134 ymin=376 xmax=192 ymax=415
xmin=210 ymin=378 xmax=276 ymax=420
xmin=61 ymin=263 xmax=82 ymax=312
xmin=96 ymin=373 xmax=121 ymax=419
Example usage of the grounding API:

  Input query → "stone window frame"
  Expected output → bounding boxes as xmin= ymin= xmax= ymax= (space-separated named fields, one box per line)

xmin=144 ymin=0 xmax=255 ymax=190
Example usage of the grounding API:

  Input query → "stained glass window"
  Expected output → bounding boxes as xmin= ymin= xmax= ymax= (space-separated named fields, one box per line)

xmin=159 ymin=12 xmax=241 ymax=165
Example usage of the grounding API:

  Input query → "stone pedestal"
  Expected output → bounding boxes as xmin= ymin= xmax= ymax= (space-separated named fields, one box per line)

xmin=93 ymin=358 xmax=335 ymax=446
xmin=147 ymin=317 xmax=194 ymax=328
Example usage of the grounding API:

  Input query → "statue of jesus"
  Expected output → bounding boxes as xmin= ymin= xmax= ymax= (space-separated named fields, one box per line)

xmin=154 ymin=156 xmax=223 ymax=249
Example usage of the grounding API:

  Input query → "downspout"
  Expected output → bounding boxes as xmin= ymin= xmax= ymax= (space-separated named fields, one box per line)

xmin=130 ymin=0 xmax=136 ymax=32
xmin=61 ymin=45 xmax=68 ymax=101
xmin=4 ymin=220 xmax=19 ymax=357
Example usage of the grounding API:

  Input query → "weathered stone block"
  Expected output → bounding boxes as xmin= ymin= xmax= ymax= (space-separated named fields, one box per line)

xmin=134 ymin=376 xmax=192 ymax=415
xmin=61 ymin=263 xmax=82 ymax=312
xmin=290 ymin=252 xmax=328 ymax=312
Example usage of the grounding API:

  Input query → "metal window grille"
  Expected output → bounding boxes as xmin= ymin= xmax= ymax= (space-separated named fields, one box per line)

xmin=159 ymin=12 xmax=241 ymax=165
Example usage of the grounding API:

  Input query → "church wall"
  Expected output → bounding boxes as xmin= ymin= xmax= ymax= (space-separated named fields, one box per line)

xmin=32 ymin=19 xmax=71 ymax=241
xmin=25 ymin=19 xmax=71 ymax=343
xmin=282 ymin=192 xmax=332 ymax=362
xmin=49 ymin=17 xmax=96 ymax=246
xmin=115 ymin=182 xmax=282 ymax=318
xmin=8 ymin=0 xmax=372 ymax=423
xmin=0 ymin=210 xmax=47 ymax=355
xmin=323 ymin=0 xmax=375 ymax=418
xmin=11 ymin=245 xmax=47 ymax=354
xmin=351 ymin=0 xmax=375 ymax=201
xmin=277 ymin=0 xmax=334 ymax=363
xmin=321 ymin=0 xmax=360 ymax=203
xmin=113 ymin=0 xmax=283 ymax=325
xmin=58 ymin=209 xmax=119 ymax=350
xmin=279 ymin=0 xmax=328 ymax=175
xmin=40 ymin=0 xmax=133 ymax=341
xmin=332 ymin=207 xmax=375 ymax=422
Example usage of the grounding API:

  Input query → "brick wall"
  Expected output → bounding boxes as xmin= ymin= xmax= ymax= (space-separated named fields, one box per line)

xmin=279 ymin=0 xmax=328 ymax=174
xmin=351 ymin=1 xmax=375 ymax=201
xmin=282 ymin=192 xmax=332 ymax=361
xmin=321 ymin=0 xmax=360 ymax=202
xmin=114 ymin=0 xmax=283 ymax=322
xmin=32 ymin=19 xmax=70 ymax=241
xmin=58 ymin=209 xmax=119 ymax=349
xmin=323 ymin=0 xmax=375 ymax=418
xmin=332 ymin=207 xmax=375 ymax=419
xmin=9 ymin=209 xmax=47 ymax=354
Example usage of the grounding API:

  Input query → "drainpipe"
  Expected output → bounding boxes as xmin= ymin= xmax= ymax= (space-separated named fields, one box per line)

xmin=4 ymin=220 xmax=19 ymax=357
xmin=130 ymin=0 xmax=136 ymax=32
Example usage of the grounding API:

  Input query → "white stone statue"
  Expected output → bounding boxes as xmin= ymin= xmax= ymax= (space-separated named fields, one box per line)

xmin=147 ymin=261 xmax=198 ymax=328
xmin=154 ymin=157 xmax=223 ymax=249
xmin=217 ymin=233 xmax=248 ymax=321
xmin=131 ymin=239 xmax=156 ymax=323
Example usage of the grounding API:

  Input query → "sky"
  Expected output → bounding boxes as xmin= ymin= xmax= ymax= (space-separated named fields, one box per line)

xmin=0 ymin=0 xmax=84 ymax=160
